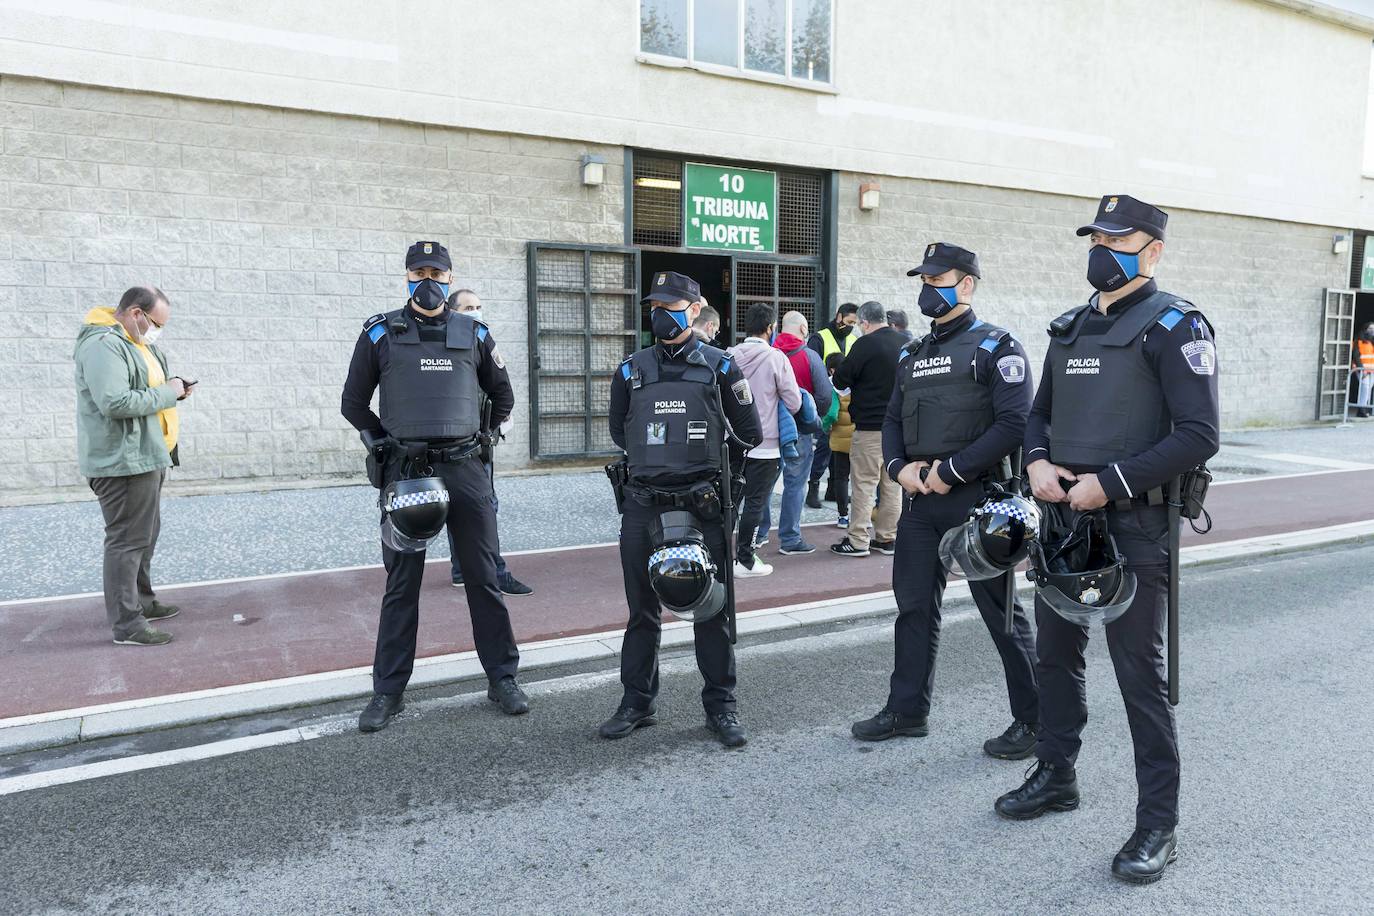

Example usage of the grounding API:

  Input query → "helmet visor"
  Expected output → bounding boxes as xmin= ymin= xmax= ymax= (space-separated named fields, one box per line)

xmin=648 ymin=544 xmax=726 ymax=622
xmin=380 ymin=516 xmax=441 ymax=554
xmin=1038 ymin=569 xmax=1138 ymax=626
xmin=939 ymin=523 xmax=1010 ymax=581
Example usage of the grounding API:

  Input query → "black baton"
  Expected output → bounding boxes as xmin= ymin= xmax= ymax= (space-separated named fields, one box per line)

xmin=1167 ymin=476 xmax=1182 ymax=706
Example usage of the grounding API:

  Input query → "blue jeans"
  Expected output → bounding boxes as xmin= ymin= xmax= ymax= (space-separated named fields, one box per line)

xmin=450 ymin=467 xmax=508 ymax=579
xmin=810 ymin=430 xmax=831 ymax=486
xmin=775 ymin=436 xmax=815 ymax=548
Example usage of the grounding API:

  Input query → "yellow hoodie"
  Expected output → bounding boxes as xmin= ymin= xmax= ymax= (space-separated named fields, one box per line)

xmin=82 ymin=307 xmax=179 ymax=454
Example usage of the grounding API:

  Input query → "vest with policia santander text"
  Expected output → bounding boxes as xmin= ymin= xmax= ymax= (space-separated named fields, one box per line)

xmin=621 ymin=341 xmax=729 ymax=485
xmin=366 ymin=308 xmax=484 ymax=442
xmin=898 ymin=320 xmax=1009 ymax=460
xmin=1047 ymin=290 xmax=1210 ymax=468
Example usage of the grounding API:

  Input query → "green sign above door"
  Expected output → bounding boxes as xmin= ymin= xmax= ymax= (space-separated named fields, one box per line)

xmin=683 ymin=162 xmax=777 ymax=253
xmin=1363 ymin=250 xmax=1374 ymax=291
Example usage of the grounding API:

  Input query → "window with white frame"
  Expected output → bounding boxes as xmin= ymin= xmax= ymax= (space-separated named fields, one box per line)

xmin=639 ymin=0 xmax=834 ymax=87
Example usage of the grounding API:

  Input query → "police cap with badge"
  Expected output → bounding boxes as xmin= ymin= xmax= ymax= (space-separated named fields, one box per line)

xmin=1076 ymin=194 xmax=1168 ymax=241
xmin=642 ymin=270 xmax=702 ymax=305
xmin=907 ymin=242 xmax=982 ymax=279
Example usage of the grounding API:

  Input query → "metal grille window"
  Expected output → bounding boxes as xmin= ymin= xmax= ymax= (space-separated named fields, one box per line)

xmin=733 ymin=259 xmax=819 ymax=342
xmin=527 ymin=243 xmax=640 ymax=458
xmin=632 ymin=156 xmax=684 ymax=248
xmin=1351 ymin=233 xmax=1367 ymax=289
xmin=778 ymin=170 xmax=822 ymax=256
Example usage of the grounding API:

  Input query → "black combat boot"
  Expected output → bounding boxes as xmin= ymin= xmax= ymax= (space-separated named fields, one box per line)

xmin=358 ymin=693 xmax=405 ymax=733
xmin=1111 ymin=828 xmax=1178 ymax=884
xmin=706 ymin=710 xmax=747 ymax=748
xmin=983 ymin=721 xmax=1039 ymax=760
xmin=850 ymin=708 xmax=928 ymax=741
xmin=598 ymin=705 xmax=656 ymax=739
xmin=994 ymin=760 xmax=1080 ymax=819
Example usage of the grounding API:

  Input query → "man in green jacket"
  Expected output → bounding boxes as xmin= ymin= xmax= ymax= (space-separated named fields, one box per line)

xmin=74 ymin=286 xmax=193 ymax=646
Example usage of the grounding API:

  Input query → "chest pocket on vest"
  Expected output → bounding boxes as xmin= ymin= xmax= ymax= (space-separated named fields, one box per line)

xmin=903 ymin=385 xmax=991 ymax=456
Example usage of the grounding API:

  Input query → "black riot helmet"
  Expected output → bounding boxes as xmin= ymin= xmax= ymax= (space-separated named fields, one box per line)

xmin=646 ymin=510 xmax=725 ymax=623
xmin=380 ymin=475 xmax=450 ymax=553
xmin=1028 ymin=503 xmax=1136 ymax=625
xmin=939 ymin=491 xmax=1041 ymax=581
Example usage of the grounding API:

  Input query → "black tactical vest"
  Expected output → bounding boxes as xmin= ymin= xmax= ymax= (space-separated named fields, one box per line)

xmin=1047 ymin=290 xmax=1199 ymax=468
xmin=374 ymin=308 xmax=483 ymax=441
xmin=623 ymin=343 xmax=727 ymax=485
xmin=897 ymin=319 xmax=1007 ymax=460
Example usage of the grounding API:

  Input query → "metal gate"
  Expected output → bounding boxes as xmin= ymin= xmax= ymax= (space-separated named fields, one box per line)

xmin=527 ymin=243 xmax=640 ymax=458
xmin=733 ymin=259 xmax=821 ymax=345
xmin=1317 ymin=288 xmax=1357 ymax=420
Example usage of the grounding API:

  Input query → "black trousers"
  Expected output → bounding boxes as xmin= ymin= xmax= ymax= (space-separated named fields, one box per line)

xmin=373 ymin=455 xmax=520 ymax=695
xmin=888 ymin=481 xmax=1039 ymax=724
xmin=1034 ymin=504 xmax=1179 ymax=830
xmin=831 ymin=451 xmax=851 ymax=516
xmin=619 ymin=495 xmax=736 ymax=714
xmin=736 ymin=456 xmax=780 ymax=565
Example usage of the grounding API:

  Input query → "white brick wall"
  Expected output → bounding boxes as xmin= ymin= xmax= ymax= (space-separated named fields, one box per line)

xmin=0 ymin=76 xmax=625 ymax=497
xmin=836 ymin=174 xmax=1351 ymax=429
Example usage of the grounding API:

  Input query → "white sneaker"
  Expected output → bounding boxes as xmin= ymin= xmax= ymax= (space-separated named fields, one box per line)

xmin=734 ymin=555 xmax=774 ymax=578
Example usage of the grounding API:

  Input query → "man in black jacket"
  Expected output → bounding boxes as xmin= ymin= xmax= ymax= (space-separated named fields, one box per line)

xmin=831 ymin=301 xmax=907 ymax=557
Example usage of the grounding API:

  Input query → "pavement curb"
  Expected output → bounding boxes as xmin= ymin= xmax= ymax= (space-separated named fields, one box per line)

xmin=4 ymin=519 xmax=1372 ymax=756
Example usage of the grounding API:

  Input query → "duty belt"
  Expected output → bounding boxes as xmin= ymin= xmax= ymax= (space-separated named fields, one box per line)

xmin=399 ymin=437 xmax=481 ymax=466
xmin=1110 ymin=486 xmax=1166 ymax=512
xmin=627 ymin=483 xmax=707 ymax=508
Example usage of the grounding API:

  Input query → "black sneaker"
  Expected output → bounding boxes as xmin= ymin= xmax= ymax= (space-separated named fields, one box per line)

xmin=778 ymin=541 xmax=816 ymax=555
xmin=870 ymin=539 xmax=896 ymax=555
xmin=994 ymin=760 xmax=1080 ymax=820
xmin=140 ymin=600 xmax=180 ymax=621
xmin=851 ymin=708 xmax=928 ymax=741
xmin=598 ymin=705 xmax=656 ymax=739
xmin=1111 ymin=828 xmax=1179 ymax=884
xmin=706 ymin=710 xmax=748 ymax=748
xmin=498 ymin=572 xmax=534 ymax=596
xmin=113 ymin=626 xmax=173 ymax=647
xmin=451 ymin=572 xmax=464 ymax=588
xmin=830 ymin=538 xmax=870 ymax=557
xmin=487 ymin=676 xmax=530 ymax=715
xmin=984 ymin=721 xmax=1039 ymax=760
xmin=358 ymin=693 xmax=405 ymax=733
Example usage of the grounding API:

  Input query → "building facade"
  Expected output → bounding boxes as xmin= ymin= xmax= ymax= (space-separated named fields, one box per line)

xmin=1 ymin=0 xmax=1371 ymax=498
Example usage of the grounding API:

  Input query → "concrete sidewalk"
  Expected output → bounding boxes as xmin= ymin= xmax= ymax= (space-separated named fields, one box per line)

xmin=2 ymin=458 xmax=1371 ymax=755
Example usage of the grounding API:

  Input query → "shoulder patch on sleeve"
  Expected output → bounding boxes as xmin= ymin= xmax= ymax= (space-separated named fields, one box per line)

xmin=476 ymin=325 xmax=489 ymax=343
xmin=978 ymin=329 xmax=1008 ymax=353
xmin=996 ymin=353 xmax=1027 ymax=384
xmin=620 ymin=360 xmax=632 ymax=380
xmin=718 ymin=357 xmax=731 ymax=375
xmin=1180 ymin=339 xmax=1216 ymax=376
xmin=730 ymin=377 xmax=753 ymax=406
xmin=364 ymin=313 xmax=387 ymax=343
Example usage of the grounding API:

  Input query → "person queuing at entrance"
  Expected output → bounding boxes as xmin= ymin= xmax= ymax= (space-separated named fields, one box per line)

xmin=341 ymin=240 xmax=527 ymax=734
xmin=728 ymin=303 xmax=802 ymax=577
xmin=831 ymin=301 xmax=906 ymax=557
xmin=806 ymin=302 xmax=860 ymax=509
xmin=994 ymin=195 xmax=1220 ymax=885
xmin=764 ymin=310 xmax=834 ymax=556
xmin=851 ymin=242 xmax=1040 ymax=760
xmin=824 ymin=352 xmax=854 ymax=529
xmin=1352 ymin=322 xmax=1374 ymax=418
xmin=692 ymin=303 xmax=721 ymax=345
xmin=444 ymin=288 xmax=533 ymax=597
xmin=74 ymin=286 xmax=194 ymax=647
xmin=886 ymin=309 xmax=913 ymax=341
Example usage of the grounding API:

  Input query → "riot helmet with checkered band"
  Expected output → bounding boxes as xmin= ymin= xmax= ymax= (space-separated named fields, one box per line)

xmin=380 ymin=475 xmax=450 ymax=553
xmin=939 ymin=491 xmax=1041 ymax=581
xmin=646 ymin=510 xmax=726 ymax=622
xmin=1028 ymin=503 xmax=1136 ymax=625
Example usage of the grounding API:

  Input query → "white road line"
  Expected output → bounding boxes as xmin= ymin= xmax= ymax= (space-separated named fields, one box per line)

xmin=1252 ymin=452 xmax=1374 ymax=472
xmin=1211 ymin=466 xmax=1370 ymax=486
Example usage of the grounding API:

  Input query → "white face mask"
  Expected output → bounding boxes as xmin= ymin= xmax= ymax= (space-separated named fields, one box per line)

xmin=464 ymin=309 xmax=483 ymax=323
xmin=138 ymin=313 xmax=164 ymax=345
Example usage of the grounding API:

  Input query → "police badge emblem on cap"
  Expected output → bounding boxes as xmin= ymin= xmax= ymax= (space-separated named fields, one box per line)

xmin=656 ymin=273 xmax=666 ymax=285
xmin=927 ymin=244 xmax=936 ymax=258
xmin=1105 ymin=197 xmax=1118 ymax=213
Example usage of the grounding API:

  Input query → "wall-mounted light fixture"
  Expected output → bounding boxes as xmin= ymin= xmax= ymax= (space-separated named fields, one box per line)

xmin=580 ymin=154 xmax=606 ymax=187
xmin=1333 ymin=232 xmax=1351 ymax=255
xmin=859 ymin=181 xmax=880 ymax=211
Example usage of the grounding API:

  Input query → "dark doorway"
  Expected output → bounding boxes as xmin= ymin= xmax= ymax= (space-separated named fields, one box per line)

xmin=639 ymin=251 xmax=732 ymax=348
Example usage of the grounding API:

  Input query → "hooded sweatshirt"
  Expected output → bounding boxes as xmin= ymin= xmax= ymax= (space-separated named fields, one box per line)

xmin=74 ymin=307 xmax=180 ymax=478
xmin=727 ymin=336 xmax=801 ymax=458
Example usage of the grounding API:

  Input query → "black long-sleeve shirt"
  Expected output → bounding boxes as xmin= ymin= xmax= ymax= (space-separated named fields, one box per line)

xmin=609 ymin=338 xmax=762 ymax=485
xmin=832 ymin=326 xmax=907 ymax=430
xmin=882 ymin=308 xmax=1034 ymax=487
xmin=1024 ymin=280 xmax=1220 ymax=500
xmin=340 ymin=306 xmax=514 ymax=436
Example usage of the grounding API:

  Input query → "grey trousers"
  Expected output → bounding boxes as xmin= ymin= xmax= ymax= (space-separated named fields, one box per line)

xmin=89 ymin=469 xmax=165 ymax=639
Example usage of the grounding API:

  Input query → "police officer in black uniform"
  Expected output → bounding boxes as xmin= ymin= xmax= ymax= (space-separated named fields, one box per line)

xmin=994 ymin=197 xmax=1220 ymax=884
xmin=341 ymin=240 xmax=528 ymax=733
xmin=601 ymin=271 xmax=762 ymax=748
xmin=850 ymin=243 xmax=1040 ymax=756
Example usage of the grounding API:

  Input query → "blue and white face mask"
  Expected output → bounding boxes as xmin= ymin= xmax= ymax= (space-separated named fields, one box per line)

xmin=650 ymin=306 xmax=691 ymax=341
xmin=917 ymin=282 xmax=961 ymax=319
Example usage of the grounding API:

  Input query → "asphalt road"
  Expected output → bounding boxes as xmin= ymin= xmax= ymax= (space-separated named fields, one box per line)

xmin=4 ymin=543 xmax=1372 ymax=914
